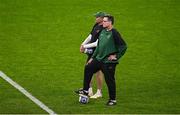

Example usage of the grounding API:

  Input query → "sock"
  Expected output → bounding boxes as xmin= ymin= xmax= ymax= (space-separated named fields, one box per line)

xmin=96 ymin=89 xmax=102 ymax=94
xmin=88 ymin=87 xmax=93 ymax=93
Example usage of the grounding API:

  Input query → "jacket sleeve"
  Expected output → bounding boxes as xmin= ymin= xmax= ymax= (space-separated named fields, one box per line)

xmin=81 ymin=34 xmax=92 ymax=45
xmin=83 ymin=39 xmax=98 ymax=48
xmin=112 ymin=29 xmax=127 ymax=60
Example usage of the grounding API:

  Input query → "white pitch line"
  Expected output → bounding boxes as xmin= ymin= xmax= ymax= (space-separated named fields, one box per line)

xmin=0 ymin=71 xmax=56 ymax=115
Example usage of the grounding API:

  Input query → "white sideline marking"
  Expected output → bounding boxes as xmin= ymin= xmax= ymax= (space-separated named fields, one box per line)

xmin=0 ymin=71 xmax=56 ymax=115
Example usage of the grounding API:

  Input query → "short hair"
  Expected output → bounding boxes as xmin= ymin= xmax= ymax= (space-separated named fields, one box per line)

xmin=104 ymin=15 xmax=114 ymax=25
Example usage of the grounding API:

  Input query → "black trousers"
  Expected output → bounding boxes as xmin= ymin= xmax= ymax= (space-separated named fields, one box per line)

xmin=83 ymin=59 xmax=117 ymax=100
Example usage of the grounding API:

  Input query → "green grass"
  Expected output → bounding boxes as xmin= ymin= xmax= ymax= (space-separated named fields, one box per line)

xmin=0 ymin=0 xmax=180 ymax=114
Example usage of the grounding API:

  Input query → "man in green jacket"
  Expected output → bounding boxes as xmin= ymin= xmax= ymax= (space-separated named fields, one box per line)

xmin=76 ymin=15 xmax=127 ymax=106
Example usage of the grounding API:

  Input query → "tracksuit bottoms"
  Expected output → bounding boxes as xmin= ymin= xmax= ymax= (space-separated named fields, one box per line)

xmin=83 ymin=59 xmax=117 ymax=100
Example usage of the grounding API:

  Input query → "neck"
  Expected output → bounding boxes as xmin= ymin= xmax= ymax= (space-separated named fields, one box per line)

xmin=106 ymin=25 xmax=113 ymax=31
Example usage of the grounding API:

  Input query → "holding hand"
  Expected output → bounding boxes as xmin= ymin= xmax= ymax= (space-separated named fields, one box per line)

xmin=87 ymin=58 xmax=93 ymax=65
xmin=80 ymin=45 xmax=85 ymax=53
xmin=108 ymin=54 xmax=117 ymax=61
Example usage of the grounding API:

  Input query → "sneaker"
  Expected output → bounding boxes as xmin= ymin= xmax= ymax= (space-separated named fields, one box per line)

xmin=88 ymin=92 xmax=93 ymax=97
xmin=74 ymin=88 xmax=88 ymax=96
xmin=90 ymin=92 xmax=102 ymax=99
xmin=106 ymin=100 xmax=117 ymax=106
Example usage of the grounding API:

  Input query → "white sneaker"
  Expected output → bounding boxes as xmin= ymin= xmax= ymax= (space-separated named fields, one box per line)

xmin=90 ymin=92 xmax=102 ymax=99
xmin=88 ymin=92 xmax=93 ymax=97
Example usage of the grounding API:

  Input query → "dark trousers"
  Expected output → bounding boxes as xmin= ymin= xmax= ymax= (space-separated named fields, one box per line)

xmin=83 ymin=59 xmax=117 ymax=100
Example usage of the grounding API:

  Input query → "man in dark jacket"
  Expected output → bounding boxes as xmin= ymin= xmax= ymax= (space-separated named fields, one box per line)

xmin=76 ymin=15 xmax=127 ymax=106
xmin=79 ymin=12 xmax=105 ymax=98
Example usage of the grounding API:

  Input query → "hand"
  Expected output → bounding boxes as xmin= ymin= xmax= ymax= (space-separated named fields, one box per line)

xmin=80 ymin=45 xmax=85 ymax=53
xmin=87 ymin=58 xmax=93 ymax=65
xmin=108 ymin=55 xmax=117 ymax=61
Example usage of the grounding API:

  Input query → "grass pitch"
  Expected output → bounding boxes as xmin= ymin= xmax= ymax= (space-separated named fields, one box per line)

xmin=0 ymin=0 xmax=180 ymax=114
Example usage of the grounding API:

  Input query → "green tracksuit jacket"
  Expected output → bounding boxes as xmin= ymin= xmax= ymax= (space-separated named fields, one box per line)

xmin=92 ymin=28 xmax=127 ymax=64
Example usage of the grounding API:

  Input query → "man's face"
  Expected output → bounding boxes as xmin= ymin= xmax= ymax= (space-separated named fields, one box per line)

xmin=103 ymin=17 xmax=111 ymax=28
xmin=95 ymin=17 xmax=103 ymax=23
